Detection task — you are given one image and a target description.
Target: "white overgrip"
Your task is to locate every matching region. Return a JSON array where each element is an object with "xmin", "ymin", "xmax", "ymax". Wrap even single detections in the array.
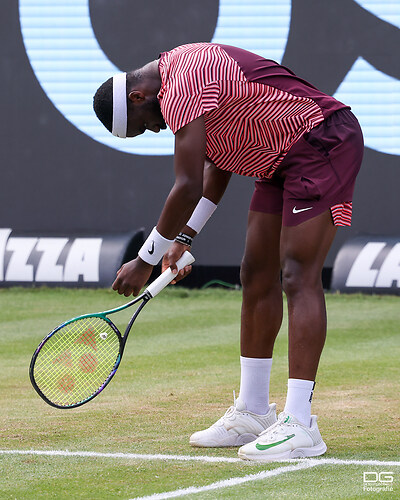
[{"xmin": 145, "ymin": 251, "xmax": 195, "ymax": 298}]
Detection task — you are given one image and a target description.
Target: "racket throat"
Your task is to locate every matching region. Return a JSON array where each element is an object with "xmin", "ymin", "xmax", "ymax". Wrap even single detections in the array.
[{"xmin": 122, "ymin": 296, "xmax": 150, "ymax": 341}]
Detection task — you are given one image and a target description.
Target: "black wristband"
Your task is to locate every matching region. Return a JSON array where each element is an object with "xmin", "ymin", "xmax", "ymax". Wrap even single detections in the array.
[{"xmin": 175, "ymin": 232, "xmax": 193, "ymax": 246}]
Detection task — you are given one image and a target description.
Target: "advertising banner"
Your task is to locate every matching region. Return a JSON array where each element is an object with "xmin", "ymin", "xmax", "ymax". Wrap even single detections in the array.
[
  {"xmin": 1, "ymin": 1, "xmax": 399, "ymax": 268},
  {"xmin": 0, "ymin": 229, "xmax": 143, "ymax": 288},
  {"xmin": 331, "ymin": 236, "xmax": 400, "ymax": 294}
]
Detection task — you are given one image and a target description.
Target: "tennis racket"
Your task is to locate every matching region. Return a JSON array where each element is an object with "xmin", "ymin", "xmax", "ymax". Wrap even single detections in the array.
[{"xmin": 30, "ymin": 251, "xmax": 195, "ymax": 409}]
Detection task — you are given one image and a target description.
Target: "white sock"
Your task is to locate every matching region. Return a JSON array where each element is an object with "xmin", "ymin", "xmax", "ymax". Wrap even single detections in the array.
[
  {"xmin": 238, "ymin": 356, "xmax": 272, "ymax": 415},
  {"xmin": 284, "ymin": 378, "xmax": 315, "ymax": 427}
]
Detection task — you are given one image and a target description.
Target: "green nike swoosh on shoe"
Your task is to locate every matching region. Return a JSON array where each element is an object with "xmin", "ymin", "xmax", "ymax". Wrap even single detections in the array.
[{"xmin": 255, "ymin": 433, "xmax": 295, "ymax": 451}]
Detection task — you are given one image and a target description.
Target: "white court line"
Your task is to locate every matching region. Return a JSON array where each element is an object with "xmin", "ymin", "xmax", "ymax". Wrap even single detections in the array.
[
  {"xmin": 130, "ymin": 458, "xmax": 400, "ymax": 500},
  {"xmin": 0, "ymin": 449, "xmax": 399, "ymax": 467},
  {"xmin": 131, "ymin": 460, "xmax": 320, "ymax": 500},
  {"xmin": 0, "ymin": 449, "xmax": 241, "ymax": 463},
  {"xmin": 310, "ymin": 458, "xmax": 400, "ymax": 467},
  {"xmin": 1, "ymin": 449, "xmax": 399, "ymax": 500}
]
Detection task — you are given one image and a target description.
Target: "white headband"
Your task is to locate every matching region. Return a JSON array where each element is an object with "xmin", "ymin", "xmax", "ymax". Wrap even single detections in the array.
[{"xmin": 112, "ymin": 72, "xmax": 127, "ymax": 138}]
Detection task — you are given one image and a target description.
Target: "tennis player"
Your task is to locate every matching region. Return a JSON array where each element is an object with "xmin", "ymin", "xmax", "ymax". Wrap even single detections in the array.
[{"xmin": 93, "ymin": 43, "xmax": 363, "ymax": 461}]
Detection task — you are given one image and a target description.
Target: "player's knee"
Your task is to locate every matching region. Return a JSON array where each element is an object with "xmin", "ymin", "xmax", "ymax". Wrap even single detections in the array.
[
  {"xmin": 240, "ymin": 257, "xmax": 279, "ymax": 295},
  {"xmin": 240, "ymin": 257, "xmax": 256, "ymax": 289},
  {"xmin": 281, "ymin": 259, "xmax": 321, "ymax": 297},
  {"xmin": 281, "ymin": 262, "xmax": 295, "ymax": 297}
]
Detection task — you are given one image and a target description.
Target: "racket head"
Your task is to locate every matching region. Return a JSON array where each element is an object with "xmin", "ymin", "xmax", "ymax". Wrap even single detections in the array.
[{"xmin": 30, "ymin": 314, "xmax": 123, "ymax": 409}]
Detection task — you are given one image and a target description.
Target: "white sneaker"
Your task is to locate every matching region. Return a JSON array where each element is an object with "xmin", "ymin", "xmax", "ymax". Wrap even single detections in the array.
[
  {"xmin": 190, "ymin": 397, "xmax": 277, "ymax": 448},
  {"xmin": 238, "ymin": 412, "xmax": 327, "ymax": 461}
]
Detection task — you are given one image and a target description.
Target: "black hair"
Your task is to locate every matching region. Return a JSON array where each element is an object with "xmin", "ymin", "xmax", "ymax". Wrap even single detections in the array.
[{"xmin": 93, "ymin": 77, "xmax": 113, "ymax": 133}]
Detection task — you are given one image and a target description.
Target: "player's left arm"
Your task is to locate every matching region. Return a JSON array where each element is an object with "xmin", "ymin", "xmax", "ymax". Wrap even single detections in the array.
[
  {"xmin": 112, "ymin": 116, "xmax": 206, "ymax": 296},
  {"xmin": 156, "ymin": 115, "xmax": 206, "ymax": 238},
  {"xmin": 162, "ymin": 157, "xmax": 233, "ymax": 282}
]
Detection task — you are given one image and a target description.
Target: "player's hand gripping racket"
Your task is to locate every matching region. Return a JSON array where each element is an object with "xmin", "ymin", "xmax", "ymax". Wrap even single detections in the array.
[{"xmin": 29, "ymin": 251, "xmax": 195, "ymax": 409}]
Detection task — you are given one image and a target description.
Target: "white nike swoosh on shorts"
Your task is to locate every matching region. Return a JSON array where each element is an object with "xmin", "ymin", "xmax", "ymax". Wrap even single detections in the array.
[{"xmin": 292, "ymin": 206, "xmax": 313, "ymax": 214}]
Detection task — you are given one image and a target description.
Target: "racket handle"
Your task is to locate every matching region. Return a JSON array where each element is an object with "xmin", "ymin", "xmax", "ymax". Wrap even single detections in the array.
[{"xmin": 145, "ymin": 251, "xmax": 195, "ymax": 298}]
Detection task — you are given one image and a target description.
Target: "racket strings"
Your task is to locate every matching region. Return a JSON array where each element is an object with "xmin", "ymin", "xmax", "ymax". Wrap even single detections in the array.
[{"xmin": 33, "ymin": 316, "xmax": 120, "ymax": 407}]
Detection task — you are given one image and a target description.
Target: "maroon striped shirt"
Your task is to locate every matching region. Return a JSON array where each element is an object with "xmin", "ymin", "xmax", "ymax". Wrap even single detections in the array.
[{"xmin": 158, "ymin": 43, "xmax": 348, "ymax": 179}]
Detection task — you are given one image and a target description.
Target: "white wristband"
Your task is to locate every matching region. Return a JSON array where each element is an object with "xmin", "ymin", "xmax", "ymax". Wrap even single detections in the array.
[
  {"xmin": 187, "ymin": 197, "xmax": 217, "ymax": 234},
  {"xmin": 138, "ymin": 227, "xmax": 174, "ymax": 265}
]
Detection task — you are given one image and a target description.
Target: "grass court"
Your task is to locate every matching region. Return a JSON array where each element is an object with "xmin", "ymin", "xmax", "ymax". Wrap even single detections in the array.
[{"xmin": 0, "ymin": 287, "xmax": 399, "ymax": 499}]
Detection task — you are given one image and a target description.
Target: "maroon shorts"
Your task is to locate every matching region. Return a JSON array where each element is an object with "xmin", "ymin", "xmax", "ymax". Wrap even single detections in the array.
[{"xmin": 249, "ymin": 108, "xmax": 364, "ymax": 226}]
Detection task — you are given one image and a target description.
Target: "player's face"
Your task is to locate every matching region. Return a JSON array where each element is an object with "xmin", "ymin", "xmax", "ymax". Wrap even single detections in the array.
[{"xmin": 126, "ymin": 95, "xmax": 167, "ymax": 137}]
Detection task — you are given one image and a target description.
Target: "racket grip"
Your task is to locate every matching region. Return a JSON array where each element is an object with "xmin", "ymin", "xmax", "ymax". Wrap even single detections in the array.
[{"xmin": 145, "ymin": 250, "xmax": 195, "ymax": 298}]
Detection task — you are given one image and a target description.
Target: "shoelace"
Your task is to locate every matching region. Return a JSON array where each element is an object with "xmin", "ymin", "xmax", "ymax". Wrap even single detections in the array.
[
  {"xmin": 219, "ymin": 390, "xmax": 238, "ymax": 421},
  {"xmin": 258, "ymin": 414, "xmax": 291, "ymax": 439}
]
